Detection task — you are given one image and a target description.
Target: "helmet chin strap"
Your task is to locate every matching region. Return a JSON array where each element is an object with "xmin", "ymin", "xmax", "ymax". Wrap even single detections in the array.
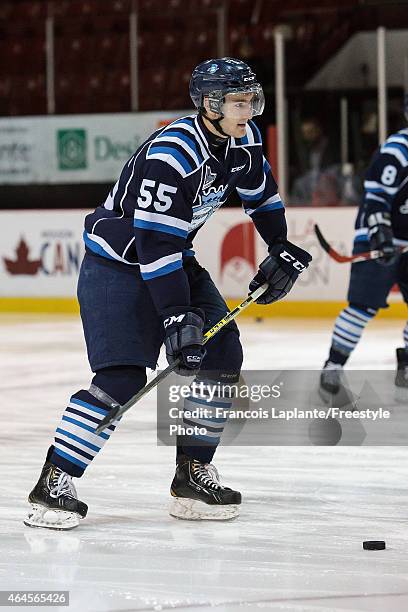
[{"xmin": 200, "ymin": 109, "xmax": 229, "ymax": 139}]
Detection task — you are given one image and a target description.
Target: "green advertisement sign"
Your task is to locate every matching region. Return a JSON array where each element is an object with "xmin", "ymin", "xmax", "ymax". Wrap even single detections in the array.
[{"xmin": 57, "ymin": 129, "xmax": 88, "ymax": 170}]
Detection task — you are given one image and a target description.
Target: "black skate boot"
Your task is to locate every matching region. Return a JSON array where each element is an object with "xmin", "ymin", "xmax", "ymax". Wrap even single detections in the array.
[
  {"xmin": 169, "ymin": 456, "xmax": 241, "ymax": 520},
  {"xmin": 24, "ymin": 462, "xmax": 87, "ymax": 530},
  {"xmin": 319, "ymin": 361, "xmax": 356, "ymax": 408},
  {"xmin": 395, "ymin": 348, "xmax": 408, "ymax": 402}
]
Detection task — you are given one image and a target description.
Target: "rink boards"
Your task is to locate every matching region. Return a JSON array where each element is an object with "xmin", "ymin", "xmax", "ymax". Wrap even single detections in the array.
[{"xmin": 0, "ymin": 207, "xmax": 405, "ymax": 317}]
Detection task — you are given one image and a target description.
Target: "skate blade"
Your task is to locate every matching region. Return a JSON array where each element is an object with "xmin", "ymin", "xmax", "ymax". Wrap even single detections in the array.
[
  {"xmin": 23, "ymin": 503, "xmax": 81, "ymax": 531},
  {"xmin": 169, "ymin": 497, "xmax": 239, "ymax": 521}
]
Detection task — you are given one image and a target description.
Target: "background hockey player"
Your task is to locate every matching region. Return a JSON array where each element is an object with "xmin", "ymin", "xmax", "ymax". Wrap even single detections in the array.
[
  {"xmin": 25, "ymin": 57, "xmax": 311, "ymax": 529},
  {"xmin": 320, "ymin": 96, "xmax": 408, "ymax": 402}
]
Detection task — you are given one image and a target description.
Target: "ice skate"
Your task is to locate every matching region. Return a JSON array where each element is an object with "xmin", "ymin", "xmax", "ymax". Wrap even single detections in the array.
[
  {"xmin": 395, "ymin": 348, "xmax": 408, "ymax": 402},
  {"xmin": 24, "ymin": 462, "xmax": 87, "ymax": 530},
  {"xmin": 169, "ymin": 456, "xmax": 241, "ymax": 521},
  {"xmin": 319, "ymin": 361, "xmax": 356, "ymax": 408}
]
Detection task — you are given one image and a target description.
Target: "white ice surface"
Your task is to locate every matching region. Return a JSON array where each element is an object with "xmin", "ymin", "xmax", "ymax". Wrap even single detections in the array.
[{"xmin": 1, "ymin": 314, "xmax": 408, "ymax": 612}]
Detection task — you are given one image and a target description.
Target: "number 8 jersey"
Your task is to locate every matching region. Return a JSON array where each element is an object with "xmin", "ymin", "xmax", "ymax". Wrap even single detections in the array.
[
  {"xmin": 84, "ymin": 113, "xmax": 287, "ymax": 315},
  {"xmin": 355, "ymin": 128, "xmax": 408, "ymax": 245}
]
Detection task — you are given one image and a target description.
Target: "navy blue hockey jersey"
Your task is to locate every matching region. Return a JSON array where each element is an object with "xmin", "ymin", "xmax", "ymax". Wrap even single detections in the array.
[
  {"xmin": 84, "ymin": 114, "xmax": 287, "ymax": 315},
  {"xmin": 355, "ymin": 128, "xmax": 408, "ymax": 243}
]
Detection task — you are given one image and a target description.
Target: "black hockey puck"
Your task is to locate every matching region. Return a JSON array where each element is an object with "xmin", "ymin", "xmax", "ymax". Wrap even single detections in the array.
[{"xmin": 363, "ymin": 540, "xmax": 386, "ymax": 550}]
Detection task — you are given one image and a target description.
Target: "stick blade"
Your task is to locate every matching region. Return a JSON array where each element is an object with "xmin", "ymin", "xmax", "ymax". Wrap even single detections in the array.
[
  {"xmin": 314, "ymin": 224, "xmax": 330, "ymax": 253},
  {"xmin": 314, "ymin": 223, "xmax": 351, "ymax": 263}
]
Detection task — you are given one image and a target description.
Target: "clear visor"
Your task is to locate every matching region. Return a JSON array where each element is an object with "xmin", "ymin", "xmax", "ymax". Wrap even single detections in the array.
[{"xmin": 208, "ymin": 85, "xmax": 265, "ymax": 118}]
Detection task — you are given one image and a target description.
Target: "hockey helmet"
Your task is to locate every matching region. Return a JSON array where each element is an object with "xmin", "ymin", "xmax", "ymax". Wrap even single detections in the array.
[{"xmin": 189, "ymin": 57, "xmax": 265, "ymax": 118}]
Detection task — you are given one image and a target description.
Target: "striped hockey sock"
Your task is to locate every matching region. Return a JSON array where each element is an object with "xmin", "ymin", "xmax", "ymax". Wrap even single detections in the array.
[
  {"xmin": 328, "ymin": 304, "xmax": 377, "ymax": 365},
  {"xmin": 403, "ymin": 322, "xmax": 408, "ymax": 352},
  {"xmin": 50, "ymin": 390, "xmax": 120, "ymax": 477},
  {"xmin": 178, "ymin": 380, "xmax": 232, "ymax": 464}
]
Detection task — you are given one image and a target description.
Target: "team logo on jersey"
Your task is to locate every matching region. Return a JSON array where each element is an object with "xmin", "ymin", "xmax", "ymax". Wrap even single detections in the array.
[
  {"xmin": 201, "ymin": 184, "xmax": 225, "ymax": 206},
  {"xmin": 190, "ymin": 184, "xmax": 226, "ymax": 230},
  {"xmin": 399, "ymin": 200, "xmax": 408, "ymax": 214},
  {"xmin": 202, "ymin": 165, "xmax": 217, "ymax": 190}
]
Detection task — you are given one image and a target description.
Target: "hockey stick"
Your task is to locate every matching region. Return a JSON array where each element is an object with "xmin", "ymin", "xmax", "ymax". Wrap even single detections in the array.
[
  {"xmin": 314, "ymin": 223, "xmax": 408, "ymax": 263},
  {"xmin": 95, "ymin": 282, "xmax": 269, "ymax": 434}
]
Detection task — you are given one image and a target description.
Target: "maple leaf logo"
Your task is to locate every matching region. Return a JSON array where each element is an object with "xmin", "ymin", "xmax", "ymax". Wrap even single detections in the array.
[{"xmin": 3, "ymin": 237, "xmax": 42, "ymax": 275}]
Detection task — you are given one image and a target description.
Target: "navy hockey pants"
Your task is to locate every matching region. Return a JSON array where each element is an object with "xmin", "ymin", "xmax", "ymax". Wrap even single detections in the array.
[
  {"xmin": 348, "ymin": 242, "xmax": 408, "ymax": 309},
  {"xmin": 77, "ymin": 251, "xmax": 242, "ymax": 372}
]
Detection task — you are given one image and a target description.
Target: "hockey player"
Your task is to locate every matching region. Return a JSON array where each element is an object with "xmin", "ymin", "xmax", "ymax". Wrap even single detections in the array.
[
  {"xmin": 320, "ymin": 97, "xmax": 408, "ymax": 401},
  {"xmin": 25, "ymin": 58, "xmax": 311, "ymax": 529}
]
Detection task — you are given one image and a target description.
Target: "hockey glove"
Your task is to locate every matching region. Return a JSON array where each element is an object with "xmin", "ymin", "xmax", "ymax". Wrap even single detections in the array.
[
  {"xmin": 367, "ymin": 211, "xmax": 398, "ymax": 266},
  {"xmin": 163, "ymin": 307, "xmax": 206, "ymax": 376},
  {"xmin": 249, "ymin": 239, "xmax": 312, "ymax": 305}
]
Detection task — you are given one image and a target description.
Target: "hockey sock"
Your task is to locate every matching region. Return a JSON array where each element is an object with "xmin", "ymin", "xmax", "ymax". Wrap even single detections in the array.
[
  {"xmin": 49, "ymin": 390, "xmax": 121, "ymax": 478},
  {"xmin": 403, "ymin": 321, "xmax": 408, "ymax": 354},
  {"xmin": 177, "ymin": 380, "xmax": 232, "ymax": 464},
  {"xmin": 327, "ymin": 303, "xmax": 377, "ymax": 366},
  {"xmin": 91, "ymin": 365, "xmax": 147, "ymax": 406}
]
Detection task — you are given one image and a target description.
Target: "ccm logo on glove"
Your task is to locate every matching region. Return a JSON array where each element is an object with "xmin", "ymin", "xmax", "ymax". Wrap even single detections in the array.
[
  {"xmin": 279, "ymin": 250, "xmax": 306, "ymax": 272},
  {"xmin": 164, "ymin": 314, "xmax": 185, "ymax": 328},
  {"xmin": 249, "ymin": 238, "xmax": 312, "ymax": 305},
  {"xmin": 161, "ymin": 307, "xmax": 206, "ymax": 376}
]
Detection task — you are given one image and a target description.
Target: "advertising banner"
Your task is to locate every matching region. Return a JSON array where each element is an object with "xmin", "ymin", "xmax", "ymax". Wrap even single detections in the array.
[
  {"xmin": 0, "ymin": 207, "xmax": 372, "ymax": 303},
  {"xmin": 0, "ymin": 111, "xmax": 189, "ymax": 185},
  {"xmin": 1, "ymin": 210, "xmax": 85, "ymax": 296},
  {"xmin": 193, "ymin": 206, "xmax": 357, "ymax": 301}
]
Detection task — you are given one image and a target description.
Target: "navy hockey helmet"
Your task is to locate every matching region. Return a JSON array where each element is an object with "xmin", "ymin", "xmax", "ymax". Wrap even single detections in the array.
[{"xmin": 189, "ymin": 57, "xmax": 265, "ymax": 117}]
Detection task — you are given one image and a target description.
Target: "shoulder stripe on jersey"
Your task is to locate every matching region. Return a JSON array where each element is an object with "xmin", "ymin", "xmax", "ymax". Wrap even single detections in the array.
[
  {"xmin": 149, "ymin": 145, "xmax": 193, "ymax": 173},
  {"xmin": 263, "ymin": 156, "xmax": 271, "ymax": 173},
  {"xmin": 154, "ymin": 134, "xmax": 203, "ymax": 167},
  {"xmin": 161, "ymin": 129, "xmax": 203, "ymax": 155},
  {"xmin": 171, "ymin": 122, "xmax": 208, "ymax": 159},
  {"xmin": 140, "ymin": 252, "xmax": 182, "ymax": 280},
  {"xmin": 147, "ymin": 115, "xmax": 209, "ymax": 177},
  {"xmin": 168, "ymin": 116, "xmax": 195, "ymax": 128},
  {"xmin": 148, "ymin": 149, "xmax": 195, "ymax": 176},
  {"xmin": 381, "ymin": 143, "xmax": 408, "ymax": 167},
  {"xmin": 387, "ymin": 136, "xmax": 408, "ymax": 149},
  {"xmin": 147, "ymin": 150, "xmax": 187, "ymax": 176}
]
